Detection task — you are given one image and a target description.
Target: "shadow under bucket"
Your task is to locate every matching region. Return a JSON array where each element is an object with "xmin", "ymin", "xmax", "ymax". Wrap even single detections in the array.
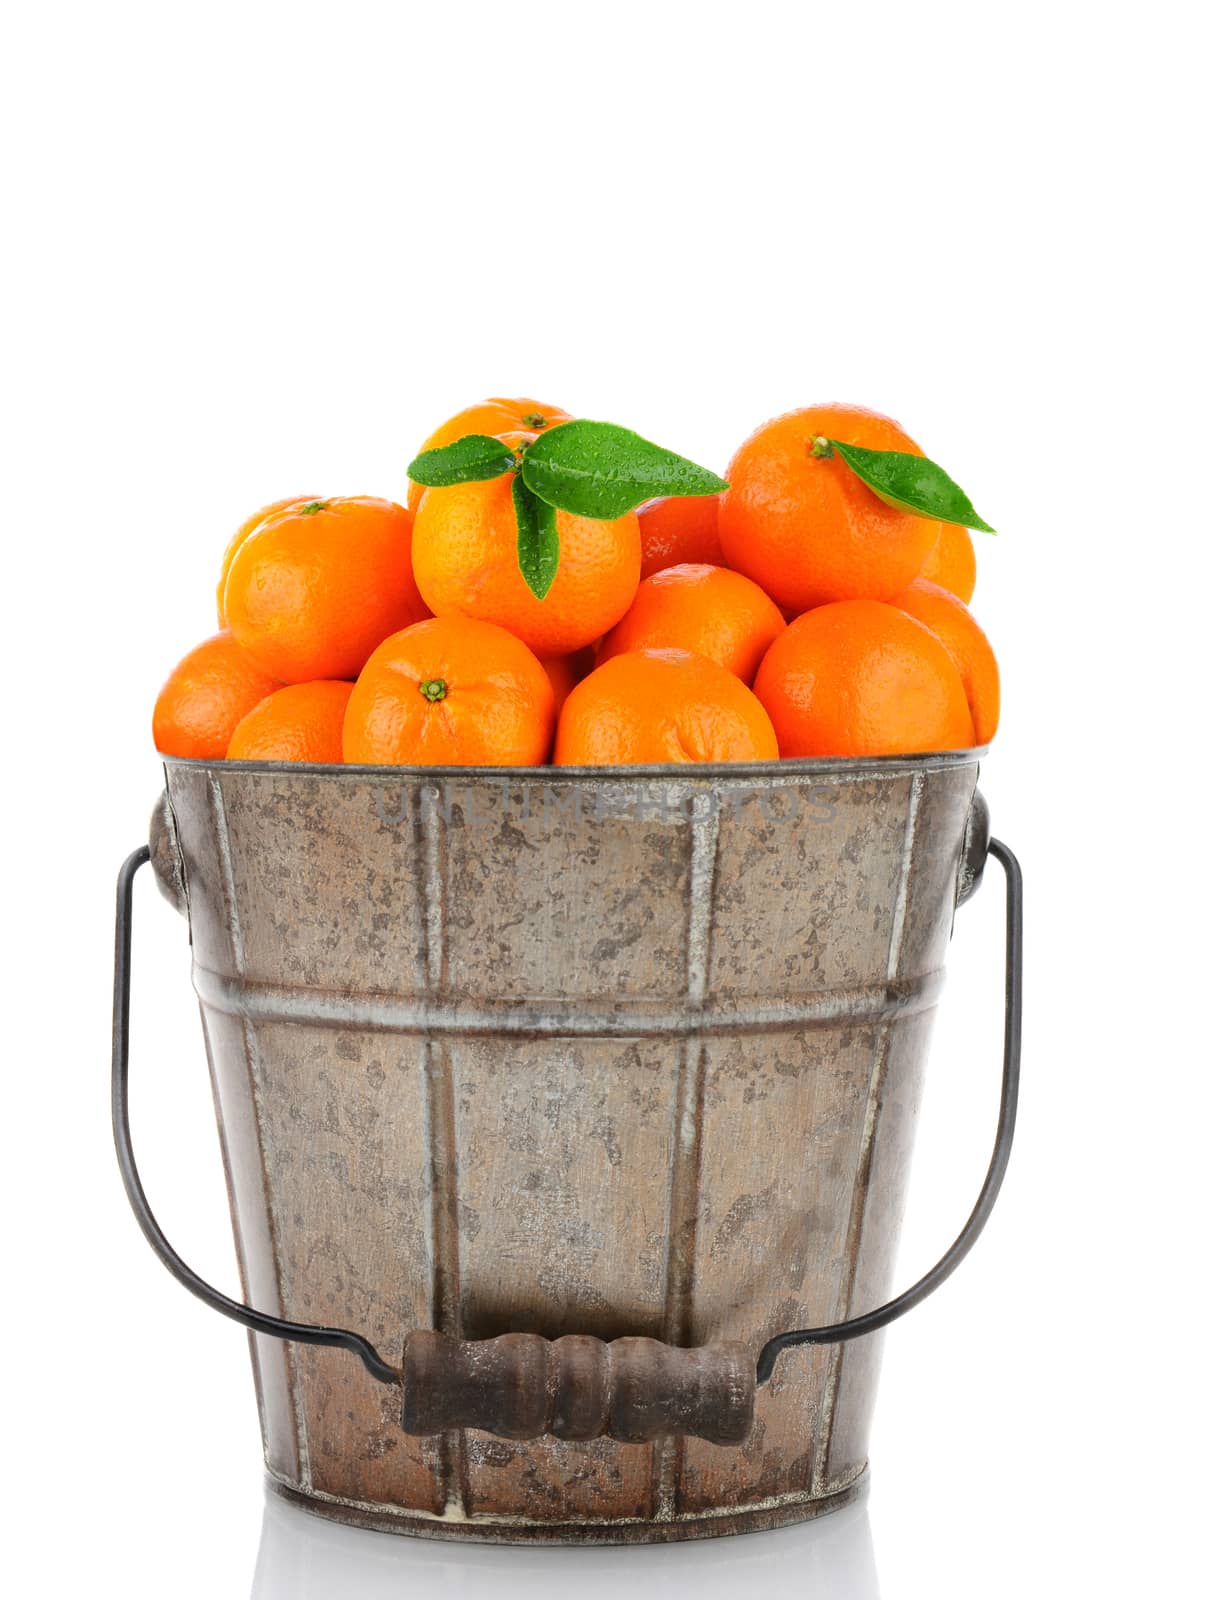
[{"xmin": 113, "ymin": 753, "xmax": 1020, "ymax": 1544}]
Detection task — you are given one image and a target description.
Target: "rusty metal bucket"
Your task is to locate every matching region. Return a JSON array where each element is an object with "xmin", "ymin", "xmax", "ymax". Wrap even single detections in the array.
[{"xmin": 112, "ymin": 754, "xmax": 1021, "ymax": 1544}]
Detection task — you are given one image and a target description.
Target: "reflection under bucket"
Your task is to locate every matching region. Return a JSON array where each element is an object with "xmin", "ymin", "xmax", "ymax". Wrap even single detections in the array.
[{"xmin": 251, "ymin": 1481, "xmax": 881, "ymax": 1600}]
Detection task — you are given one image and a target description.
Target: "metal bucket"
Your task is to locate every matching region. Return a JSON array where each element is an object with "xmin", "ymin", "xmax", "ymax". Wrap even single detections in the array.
[{"xmin": 112, "ymin": 754, "xmax": 1021, "ymax": 1544}]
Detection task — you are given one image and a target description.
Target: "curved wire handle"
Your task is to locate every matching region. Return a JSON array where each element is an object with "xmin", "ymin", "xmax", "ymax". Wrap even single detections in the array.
[
  {"xmin": 114, "ymin": 835, "xmax": 1020, "ymax": 1397},
  {"xmin": 755, "ymin": 837, "xmax": 1022, "ymax": 1384},
  {"xmin": 112, "ymin": 845, "xmax": 399, "ymax": 1387}
]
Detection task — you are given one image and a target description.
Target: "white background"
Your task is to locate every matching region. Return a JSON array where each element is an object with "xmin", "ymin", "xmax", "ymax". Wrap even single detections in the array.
[{"xmin": 3, "ymin": 2, "xmax": 1203, "ymax": 1595}]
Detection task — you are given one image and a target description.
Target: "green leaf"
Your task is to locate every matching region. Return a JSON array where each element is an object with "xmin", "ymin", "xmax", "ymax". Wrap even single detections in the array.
[
  {"xmin": 408, "ymin": 434, "xmax": 517, "ymax": 488},
  {"xmin": 824, "ymin": 439, "xmax": 996, "ymax": 533},
  {"xmin": 521, "ymin": 419, "xmax": 728, "ymax": 520},
  {"xmin": 512, "ymin": 476, "xmax": 560, "ymax": 599}
]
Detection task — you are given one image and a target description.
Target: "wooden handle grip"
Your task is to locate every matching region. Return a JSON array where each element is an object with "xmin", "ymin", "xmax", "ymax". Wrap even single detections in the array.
[{"xmin": 401, "ymin": 1332, "xmax": 756, "ymax": 1445}]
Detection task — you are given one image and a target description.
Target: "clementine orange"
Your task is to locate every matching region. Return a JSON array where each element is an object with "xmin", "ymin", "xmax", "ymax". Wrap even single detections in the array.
[
  {"xmin": 893, "ymin": 579, "xmax": 999, "ymax": 743},
  {"xmin": 597, "ymin": 564, "xmax": 785, "ymax": 684},
  {"xmin": 719, "ymin": 403, "xmax": 942, "ymax": 612},
  {"xmin": 753, "ymin": 600, "xmax": 975, "ymax": 757},
  {"xmin": 226, "ymin": 680, "xmax": 354, "ymax": 764},
  {"xmin": 411, "ymin": 438, "xmax": 641, "ymax": 655},
  {"xmin": 538, "ymin": 649, "xmax": 594, "ymax": 716},
  {"xmin": 919, "ymin": 522, "xmax": 977, "ymax": 604},
  {"xmin": 152, "ymin": 631, "xmax": 281, "ymax": 759},
  {"xmin": 407, "ymin": 397, "xmax": 571, "ymax": 511},
  {"xmin": 343, "ymin": 616, "xmax": 555, "ymax": 767},
  {"xmin": 216, "ymin": 495, "xmax": 315, "ymax": 625},
  {"xmin": 637, "ymin": 493, "xmax": 724, "ymax": 579},
  {"xmin": 223, "ymin": 496, "xmax": 429, "ymax": 683},
  {"xmin": 554, "ymin": 648, "xmax": 778, "ymax": 766}
]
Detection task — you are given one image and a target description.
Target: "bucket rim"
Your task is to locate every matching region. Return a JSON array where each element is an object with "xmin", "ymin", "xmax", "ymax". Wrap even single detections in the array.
[{"xmin": 161, "ymin": 748, "xmax": 987, "ymax": 782}]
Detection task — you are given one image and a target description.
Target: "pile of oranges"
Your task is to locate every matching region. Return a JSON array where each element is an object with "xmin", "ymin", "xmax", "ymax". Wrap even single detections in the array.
[{"xmin": 153, "ymin": 398, "xmax": 999, "ymax": 768}]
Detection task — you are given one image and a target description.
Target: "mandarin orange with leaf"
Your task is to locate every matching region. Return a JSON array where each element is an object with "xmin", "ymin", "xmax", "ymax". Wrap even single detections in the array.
[
  {"xmin": 406, "ymin": 397, "xmax": 571, "ymax": 511},
  {"xmin": 719, "ymin": 403, "xmax": 942, "ymax": 612},
  {"xmin": 411, "ymin": 435, "xmax": 640, "ymax": 656}
]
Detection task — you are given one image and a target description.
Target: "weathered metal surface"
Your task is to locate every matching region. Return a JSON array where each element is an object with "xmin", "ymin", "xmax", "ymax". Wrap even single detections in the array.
[
  {"xmin": 266, "ymin": 1466, "xmax": 870, "ymax": 1544},
  {"xmin": 158, "ymin": 753, "xmax": 981, "ymax": 1542}
]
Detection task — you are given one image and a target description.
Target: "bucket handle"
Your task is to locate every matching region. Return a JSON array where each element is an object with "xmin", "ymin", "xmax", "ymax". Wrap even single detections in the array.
[
  {"xmin": 111, "ymin": 844, "xmax": 400, "ymax": 1388},
  {"xmin": 755, "ymin": 836, "xmax": 1022, "ymax": 1383},
  {"xmin": 112, "ymin": 830, "xmax": 1021, "ymax": 1443}
]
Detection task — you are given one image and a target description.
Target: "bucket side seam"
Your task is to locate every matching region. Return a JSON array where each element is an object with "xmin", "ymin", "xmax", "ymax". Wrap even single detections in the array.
[
  {"xmin": 207, "ymin": 771, "xmax": 314, "ymax": 1493},
  {"xmin": 812, "ymin": 767, "xmax": 926, "ymax": 1492},
  {"xmin": 654, "ymin": 792, "xmax": 720, "ymax": 1520},
  {"xmin": 420, "ymin": 784, "xmax": 470, "ymax": 1520}
]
